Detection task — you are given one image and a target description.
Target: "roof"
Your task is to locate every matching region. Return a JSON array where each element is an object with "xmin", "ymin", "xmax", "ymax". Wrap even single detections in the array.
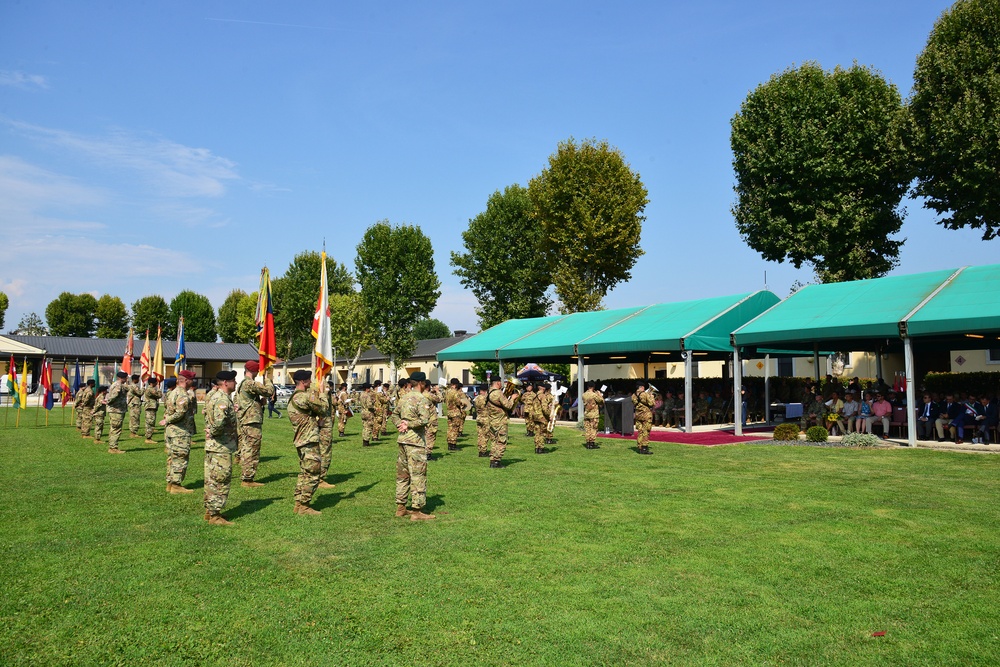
[
  {"xmin": 3, "ymin": 334, "xmax": 258, "ymax": 362},
  {"xmin": 287, "ymin": 335, "xmax": 475, "ymax": 367},
  {"xmin": 0, "ymin": 335, "xmax": 47, "ymax": 356},
  {"xmin": 436, "ymin": 291, "xmax": 779, "ymax": 363},
  {"xmin": 732, "ymin": 263, "xmax": 1000, "ymax": 352}
]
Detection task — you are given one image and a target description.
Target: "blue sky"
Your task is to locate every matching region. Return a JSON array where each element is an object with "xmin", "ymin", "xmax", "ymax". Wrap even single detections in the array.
[{"xmin": 1, "ymin": 1, "xmax": 994, "ymax": 335}]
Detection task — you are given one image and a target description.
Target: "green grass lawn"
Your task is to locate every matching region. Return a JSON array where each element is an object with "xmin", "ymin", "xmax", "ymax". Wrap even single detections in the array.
[{"xmin": 1, "ymin": 407, "xmax": 998, "ymax": 666}]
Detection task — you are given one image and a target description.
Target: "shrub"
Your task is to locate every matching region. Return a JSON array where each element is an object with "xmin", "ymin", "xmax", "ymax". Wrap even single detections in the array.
[
  {"xmin": 806, "ymin": 426, "xmax": 829, "ymax": 442},
  {"xmin": 773, "ymin": 423, "xmax": 801, "ymax": 441},
  {"xmin": 842, "ymin": 432, "xmax": 881, "ymax": 448}
]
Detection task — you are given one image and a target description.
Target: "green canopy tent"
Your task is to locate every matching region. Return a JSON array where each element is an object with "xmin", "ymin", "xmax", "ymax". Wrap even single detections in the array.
[
  {"xmin": 437, "ymin": 290, "xmax": 780, "ymax": 431},
  {"xmin": 732, "ymin": 263, "xmax": 1000, "ymax": 446}
]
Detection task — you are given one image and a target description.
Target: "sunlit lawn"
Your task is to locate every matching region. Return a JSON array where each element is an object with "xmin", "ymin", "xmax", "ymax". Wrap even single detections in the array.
[{"xmin": 1, "ymin": 406, "xmax": 998, "ymax": 666}]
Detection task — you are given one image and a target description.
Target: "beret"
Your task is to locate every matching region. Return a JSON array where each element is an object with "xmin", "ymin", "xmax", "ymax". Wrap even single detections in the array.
[
  {"xmin": 164, "ymin": 378, "xmax": 176, "ymax": 389},
  {"xmin": 245, "ymin": 360, "xmax": 260, "ymax": 374},
  {"xmin": 410, "ymin": 371, "xmax": 427, "ymax": 383},
  {"xmin": 216, "ymin": 370, "xmax": 237, "ymax": 382},
  {"xmin": 116, "ymin": 371, "xmax": 129, "ymax": 379},
  {"xmin": 397, "ymin": 377, "xmax": 411, "ymax": 388},
  {"xmin": 179, "ymin": 370, "xmax": 197, "ymax": 380},
  {"xmin": 292, "ymin": 369, "xmax": 312, "ymax": 382},
  {"xmin": 87, "ymin": 379, "xmax": 96, "ymax": 386},
  {"xmin": 450, "ymin": 378, "xmax": 462, "ymax": 386},
  {"xmin": 130, "ymin": 374, "xmax": 139, "ymax": 382}
]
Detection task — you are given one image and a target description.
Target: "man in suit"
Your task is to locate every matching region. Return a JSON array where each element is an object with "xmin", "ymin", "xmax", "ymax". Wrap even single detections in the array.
[
  {"xmin": 915, "ymin": 394, "xmax": 938, "ymax": 441},
  {"xmin": 935, "ymin": 394, "xmax": 962, "ymax": 442},
  {"xmin": 975, "ymin": 396, "xmax": 998, "ymax": 445}
]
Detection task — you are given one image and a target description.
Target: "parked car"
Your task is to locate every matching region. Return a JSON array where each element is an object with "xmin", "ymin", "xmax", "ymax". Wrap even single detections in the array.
[{"xmin": 275, "ymin": 384, "xmax": 294, "ymax": 398}]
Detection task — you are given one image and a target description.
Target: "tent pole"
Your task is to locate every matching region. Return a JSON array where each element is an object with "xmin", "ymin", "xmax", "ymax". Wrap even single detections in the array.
[
  {"xmin": 813, "ymin": 343, "xmax": 820, "ymax": 383},
  {"xmin": 577, "ymin": 356, "xmax": 584, "ymax": 426},
  {"xmin": 733, "ymin": 347, "xmax": 743, "ymax": 436},
  {"xmin": 904, "ymin": 336, "xmax": 916, "ymax": 447},
  {"xmin": 684, "ymin": 351, "xmax": 693, "ymax": 433},
  {"xmin": 876, "ymin": 344, "xmax": 883, "ymax": 383},
  {"xmin": 764, "ymin": 354, "xmax": 771, "ymax": 424}
]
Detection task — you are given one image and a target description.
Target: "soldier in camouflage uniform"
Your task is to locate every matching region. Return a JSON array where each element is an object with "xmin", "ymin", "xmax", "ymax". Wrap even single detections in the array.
[
  {"xmin": 422, "ymin": 383, "xmax": 442, "ymax": 452},
  {"xmin": 473, "ymin": 385, "xmax": 489, "ymax": 457},
  {"xmin": 127, "ymin": 374, "xmax": 143, "ymax": 437},
  {"xmin": 359, "ymin": 383, "xmax": 374, "ymax": 446},
  {"xmin": 336, "ymin": 382, "xmax": 351, "ymax": 437},
  {"xmin": 316, "ymin": 380, "xmax": 339, "ymax": 489},
  {"xmin": 532, "ymin": 384, "xmax": 554, "ymax": 454},
  {"xmin": 801, "ymin": 393, "xmax": 828, "ymax": 431},
  {"xmin": 373, "ymin": 381, "xmax": 390, "ymax": 440},
  {"xmin": 391, "ymin": 374, "xmax": 435, "ymax": 521},
  {"xmin": 78, "ymin": 379, "xmax": 96, "ymax": 438},
  {"xmin": 105, "ymin": 371, "xmax": 129, "ymax": 454},
  {"xmin": 204, "ymin": 370, "xmax": 239, "ymax": 525},
  {"xmin": 445, "ymin": 378, "xmax": 471, "ymax": 451},
  {"xmin": 287, "ymin": 369, "xmax": 328, "ymax": 515},
  {"xmin": 235, "ymin": 360, "xmax": 274, "ymax": 488},
  {"xmin": 161, "ymin": 373, "xmax": 196, "ymax": 493},
  {"xmin": 632, "ymin": 381, "xmax": 655, "ymax": 455},
  {"xmin": 520, "ymin": 384, "xmax": 537, "ymax": 436},
  {"xmin": 143, "ymin": 377, "xmax": 162, "ymax": 443},
  {"xmin": 582, "ymin": 382, "xmax": 605, "ymax": 449},
  {"xmin": 693, "ymin": 391, "xmax": 711, "ymax": 425},
  {"xmin": 92, "ymin": 386, "xmax": 108, "ymax": 443},
  {"xmin": 484, "ymin": 378, "xmax": 520, "ymax": 468}
]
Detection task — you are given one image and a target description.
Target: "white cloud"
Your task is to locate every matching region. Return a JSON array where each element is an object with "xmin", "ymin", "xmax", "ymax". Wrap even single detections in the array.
[
  {"xmin": 0, "ymin": 155, "xmax": 107, "ymax": 222},
  {"xmin": 0, "ymin": 70, "xmax": 49, "ymax": 90},
  {"xmin": 7, "ymin": 120, "xmax": 240, "ymax": 198}
]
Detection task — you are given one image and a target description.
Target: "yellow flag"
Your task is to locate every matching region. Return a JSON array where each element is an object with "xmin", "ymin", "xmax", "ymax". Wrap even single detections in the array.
[
  {"xmin": 18, "ymin": 359, "xmax": 28, "ymax": 410},
  {"xmin": 152, "ymin": 326, "xmax": 165, "ymax": 380}
]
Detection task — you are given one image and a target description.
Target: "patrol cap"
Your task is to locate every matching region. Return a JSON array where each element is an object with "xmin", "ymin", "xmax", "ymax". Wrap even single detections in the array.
[
  {"xmin": 245, "ymin": 360, "xmax": 260, "ymax": 374},
  {"xmin": 410, "ymin": 371, "xmax": 428, "ymax": 383},
  {"xmin": 179, "ymin": 370, "xmax": 197, "ymax": 380},
  {"xmin": 216, "ymin": 370, "xmax": 237, "ymax": 382},
  {"xmin": 292, "ymin": 369, "xmax": 312, "ymax": 382},
  {"xmin": 116, "ymin": 371, "xmax": 128, "ymax": 379},
  {"xmin": 164, "ymin": 378, "xmax": 176, "ymax": 389}
]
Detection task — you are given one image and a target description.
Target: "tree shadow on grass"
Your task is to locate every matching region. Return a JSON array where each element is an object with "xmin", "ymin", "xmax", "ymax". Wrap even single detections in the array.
[
  {"xmin": 227, "ymin": 496, "xmax": 282, "ymax": 520},
  {"xmin": 312, "ymin": 481, "xmax": 380, "ymax": 511},
  {"xmin": 255, "ymin": 471, "xmax": 298, "ymax": 484}
]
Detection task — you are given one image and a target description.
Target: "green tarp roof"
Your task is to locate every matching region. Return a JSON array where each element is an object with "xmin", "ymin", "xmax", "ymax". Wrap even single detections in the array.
[
  {"xmin": 436, "ymin": 291, "xmax": 779, "ymax": 362},
  {"xmin": 733, "ymin": 263, "xmax": 1000, "ymax": 351}
]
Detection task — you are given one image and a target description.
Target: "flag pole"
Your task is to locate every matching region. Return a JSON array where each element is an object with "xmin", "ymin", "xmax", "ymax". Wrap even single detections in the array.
[{"xmin": 35, "ymin": 358, "xmax": 42, "ymax": 427}]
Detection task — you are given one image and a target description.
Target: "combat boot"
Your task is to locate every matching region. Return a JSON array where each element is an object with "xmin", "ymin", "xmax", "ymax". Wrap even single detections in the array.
[
  {"xmin": 167, "ymin": 482, "xmax": 193, "ymax": 494},
  {"xmin": 638, "ymin": 446, "xmax": 653, "ymax": 455},
  {"xmin": 338, "ymin": 432, "xmax": 345, "ymax": 437},
  {"xmin": 489, "ymin": 460, "xmax": 504, "ymax": 469},
  {"xmin": 395, "ymin": 504, "xmax": 411, "ymax": 517},
  {"xmin": 241, "ymin": 480, "xmax": 264, "ymax": 488},
  {"xmin": 478, "ymin": 451, "xmax": 489, "ymax": 457},
  {"xmin": 108, "ymin": 448, "xmax": 125, "ymax": 455},
  {"xmin": 448, "ymin": 443, "xmax": 458, "ymax": 451},
  {"xmin": 204, "ymin": 511, "xmax": 211, "ymax": 521},
  {"xmin": 317, "ymin": 481, "xmax": 336, "ymax": 489},
  {"xmin": 207, "ymin": 513, "xmax": 233, "ymax": 526},
  {"xmin": 535, "ymin": 447, "xmax": 545, "ymax": 454},
  {"xmin": 294, "ymin": 502, "xmax": 321, "ymax": 516},
  {"xmin": 362, "ymin": 440, "xmax": 371, "ymax": 447},
  {"xmin": 410, "ymin": 510, "xmax": 436, "ymax": 521},
  {"xmin": 144, "ymin": 438, "xmax": 155, "ymax": 444}
]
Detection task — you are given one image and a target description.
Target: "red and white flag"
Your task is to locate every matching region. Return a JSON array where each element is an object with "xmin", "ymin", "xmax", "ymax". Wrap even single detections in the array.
[
  {"xmin": 311, "ymin": 250, "xmax": 333, "ymax": 381},
  {"xmin": 139, "ymin": 329, "xmax": 151, "ymax": 382}
]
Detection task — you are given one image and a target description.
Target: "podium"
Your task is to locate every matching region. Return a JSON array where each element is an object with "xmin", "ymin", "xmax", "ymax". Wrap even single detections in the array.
[{"xmin": 604, "ymin": 397, "xmax": 634, "ymax": 435}]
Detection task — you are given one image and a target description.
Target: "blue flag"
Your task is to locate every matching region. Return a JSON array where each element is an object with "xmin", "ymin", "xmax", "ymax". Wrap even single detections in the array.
[
  {"xmin": 73, "ymin": 361, "xmax": 82, "ymax": 394},
  {"xmin": 174, "ymin": 317, "xmax": 186, "ymax": 376}
]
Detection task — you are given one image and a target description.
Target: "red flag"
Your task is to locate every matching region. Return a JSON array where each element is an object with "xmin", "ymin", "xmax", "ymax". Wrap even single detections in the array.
[
  {"xmin": 41, "ymin": 359, "xmax": 54, "ymax": 410},
  {"xmin": 121, "ymin": 327, "xmax": 134, "ymax": 375},
  {"xmin": 256, "ymin": 267, "xmax": 277, "ymax": 373},
  {"xmin": 60, "ymin": 362, "xmax": 72, "ymax": 406}
]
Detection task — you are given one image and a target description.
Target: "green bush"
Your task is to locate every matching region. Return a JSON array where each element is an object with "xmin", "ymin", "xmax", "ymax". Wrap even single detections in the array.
[
  {"xmin": 842, "ymin": 432, "xmax": 881, "ymax": 448},
  {"xmin": 806, "ymin": 426, "xmax": 829, "ymax": 442},
  {"xmin": 923, "ymin": 371, "xmax": 1000, "ymax": 399},
  {"xmin": 773, "ymin": 423, "xmax": 801, "ymax": 441}
]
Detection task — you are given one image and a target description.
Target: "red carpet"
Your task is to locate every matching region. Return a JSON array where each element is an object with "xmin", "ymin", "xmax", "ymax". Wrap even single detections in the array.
[{"xmin": 597, "ymin": 430, "xmax": 768, "ymax": 446}]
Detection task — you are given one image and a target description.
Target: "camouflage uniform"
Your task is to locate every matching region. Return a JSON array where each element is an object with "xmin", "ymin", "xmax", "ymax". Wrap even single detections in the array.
[
  {"xmin": 693, "ymin": 393, "xmax": 710, "ymax": 424},
  {"xmin": 287, "ymin": 388, "xmax": 327, "ymax": 506},
  {"xmin": 106, "ymin": 380, "xmax": 128, "ymax": 451},
  {"xmin": 204, "ymin": 388, "xmax": 238, "ymax": 516},
  {"xmin": 76, "ymin": 385, "xmax": 93, "ymax": 434},
  {"xmin": 582, "ymin": 389, "xmax": 605, "ymax": 445},
  {"xmin": 374, "ymin": 389, "xmax": 390, "ymax": 440},
  {"xmin": 485, "ymin": 387, "xmax": 519, "ymax": 463},
  {"xmin": 143, "ymin": 384, "xmax": 163, "ymax": 440},
  {"xmin": 445, "ymin": 386, "xmax": 471, "ymax": 447},
  {"xmin": 533, "ymin": 390, "xmax": 554, "ymax": 449},
  {"xmin": 422, "ymin": 387, "xmax": 442, "ymax": 450},
  {"xmin": 127, "ymin": 381, "xmax": 143, "ymax": 436},
  {"xmin": 163, "ymin": 386, "xmax": 195, "ymax": 485},
  {"xmin": 317, "ymin": 389, "xmax": 338, "ymax": 480},
  {"xmin": 92, "ymin": 392, "xmax": 107, "ymax": 442},
  {"xmin": 391, "ymin": 388, "xmax": 432, "ymax": 510},
  {"xmin": 521, "ymin": 388, "xmax": 537, "ymax": 436},
  {"xmin": 632, "ymin": 389, "xmax": 655, "ymax": 451},
  {"xmin": 78, "ymin": 385, "xmax": 95, "ymax": 436},
  {"xmin": 359, "ymin": 390, "xmax": 374, "ymax": 442},
  {"xmin": 235, "ymin": 375, "xmax": 274, "ymax": 483},
  {"xmin": 801, "ymin": 398, "xmax": 827, "ymax": 430},
  {"xmin": 337, "ymin": 388, "xmax": 352, "ymax": 435},
  {"xmin": 474, "ymin": 392, "xmax": 489, "ymax": 455}
]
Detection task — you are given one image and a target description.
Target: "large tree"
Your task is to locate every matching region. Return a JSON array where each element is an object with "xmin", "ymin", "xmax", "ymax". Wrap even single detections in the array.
[
  {"xmin": 95, "ymin": 295, "xmax": 130, "ymax": 338},
  {"xmin": 12, "ymin": 312, "xmax": 48, "ymax": 336},
  {"xmin": 235, "ymin": 292, "xmax": 259, "ymax": 345},
  {"xmin": 451, "ymin": 184, "xmax": 553, "ymax": 329},
  {"xmin": 907, "ymin": 0, "xmax": 1000, "ymax": 240},
  {"xmin": 217, "ymin": 289, "xmax": 248, "ymax": 343},
  {"xmin": 272, "ymin": 251, "xmax": 354, "ymax": 359},
  {"xmin": 413, "ymin": 317, "xmax": 451, "ymax": 340},
  {"xmin": 131, "ymin": 295, "xmax": 173, "ymax": 339},
  {"xmin": 528, "ymin": 138, "xmax": 647, "ymax": 312},
  {"xmin": 0, "ymin": 291, "xmax": 8, "ymax": 331},
  {"xmin": 329, "ymin": 292, "xmax": 375, "ymax": 386},
  {"xmin": 169, "ymin": 290, "xmax": 217, "ymax": 342},
  {"xmin": 731, "ymin": 62, "xmax": 910, "ymax": 283},
  {"xmin": 45, "ymin": 292, "xmax": 97, "ymax": 337},
  {"xmin": 355, "ymin": 221, "xmax": 441, "ymax": 378}
]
